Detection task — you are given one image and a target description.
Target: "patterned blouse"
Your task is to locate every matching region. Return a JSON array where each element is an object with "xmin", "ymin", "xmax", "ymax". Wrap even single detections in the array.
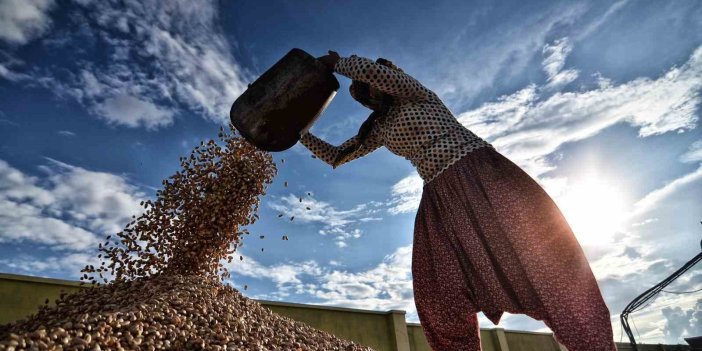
[{"xmin": 300, "ymin": 55, "xmax": 492, "ymax": 184}]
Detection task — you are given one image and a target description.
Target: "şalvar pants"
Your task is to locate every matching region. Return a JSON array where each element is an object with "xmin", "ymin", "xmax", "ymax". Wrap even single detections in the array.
[{"xmin": 412, "ymin": 147, "xmax": 616, "ymax": 351}]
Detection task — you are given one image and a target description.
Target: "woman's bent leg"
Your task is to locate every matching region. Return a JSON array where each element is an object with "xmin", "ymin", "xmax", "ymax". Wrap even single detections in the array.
[
  {"xmin": 535, "ymin": 290, "xmax": 616, "ymax": 351},
  {"xmin": 413, "ymin": 205, "xmax": 483, "ymax": 351},
  {"xmin": 413, "ymin": 269, "xmax": 482, "ymax": 350}
]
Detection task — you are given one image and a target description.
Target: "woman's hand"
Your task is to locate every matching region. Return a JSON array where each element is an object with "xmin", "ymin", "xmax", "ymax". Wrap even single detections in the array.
[{"xmin": 317, "ymin": 50, "xmax": 340, "ymax": 71}]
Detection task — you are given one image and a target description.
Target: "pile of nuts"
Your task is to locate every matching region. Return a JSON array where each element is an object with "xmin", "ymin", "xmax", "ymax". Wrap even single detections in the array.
[
  {"xmin": 0, "ymin": 275, "xmax": 370, "ymax": 350},
  {"xmin": 0, "ymin": 127, "xmax": 373, "ymax": 351}
]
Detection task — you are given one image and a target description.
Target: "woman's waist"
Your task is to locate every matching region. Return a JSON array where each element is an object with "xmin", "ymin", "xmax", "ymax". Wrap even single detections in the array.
[
  {"xmin": 400, "ymin": 132, "xmax": 490, "ymax": 165},
  {"xmin": 417, "ymin": 143, "xmax": 495, "ymax": 185}
]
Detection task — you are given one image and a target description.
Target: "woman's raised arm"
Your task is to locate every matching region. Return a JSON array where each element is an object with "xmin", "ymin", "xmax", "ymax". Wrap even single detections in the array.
[
  {"xmin": 299, "ymin": 129, "xmax": 382, "ymax": 168},
  {"xmin": 334, "ymin": 55, "xmax": 432, "ymax": 101}
]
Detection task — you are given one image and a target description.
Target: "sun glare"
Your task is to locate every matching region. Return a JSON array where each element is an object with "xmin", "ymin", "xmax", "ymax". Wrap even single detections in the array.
[{"xmin": 555, "ymin": 177, "xmax": 627, "ymax": 246}]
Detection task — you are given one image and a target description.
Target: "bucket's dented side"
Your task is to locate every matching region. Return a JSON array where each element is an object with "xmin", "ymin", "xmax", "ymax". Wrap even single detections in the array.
[{"xmin": 230, "ymin": 48, "xmax": 340, "ymax": 152}]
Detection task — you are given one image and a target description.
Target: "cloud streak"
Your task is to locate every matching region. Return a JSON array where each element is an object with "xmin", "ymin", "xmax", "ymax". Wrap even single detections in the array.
[
  {"xmin": 71, "ymin": 0, "xmax": 251, "ymax": 125},
  {"xmin": 0, "ymin": 0, "xmax": 54, "ymax": 45},
  {"xmin": 541, "ymin": 38, "xmax": 579, "ymax": 90},
  {"xmin": 228, "ymin": 246, "xmax": 415, "ymax": 313},
  {"xmin": 0, "ymin": 158, "xmax": 145, "ymax": 250},
  {"xmin": 661, "ymin": 299, "xmax": 702, "ymax": 343},
  {"xmin": 629, "ymin": 164, "xmax": 702, "ymax": 219},
  {"xmin": 94, "ymin": 95, "xmax": 175, "ymax": 130},
  {"xmin": 460, "ymin": 45, "xmax": 701, "ymax": 175},
  {"xmin": 431, "ymin": 2, "xmax": 588, "ymax": 105},
  {"xmin": 0, "ymin": 253, "xmax": 96, "ymax": 278},
  {"xmin": 2, "ymin": 0, "xmax": 251, "ymax": 129},
  {"xmin": 269, "ymin": 194, "xmax": 382, "ymax": 247},
  {"xmin": 680, "ymin": 140, "xmax": 702, "ymax": 163}
]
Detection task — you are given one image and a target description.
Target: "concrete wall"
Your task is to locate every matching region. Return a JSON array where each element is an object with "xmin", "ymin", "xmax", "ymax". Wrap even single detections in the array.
[
  {"xmin": 0, "ymin": 273, "xmax": 84, "ymax": 325},
  {"xmin": 0, "ymin": 273, "xmax": 691, "ymax": 351},
  {"xmin": 407, "ymin": 323, "xmax": 505, "ymax": 351},
  {"xmin": 504, "ymin": 329, "xmax": 564, "ymax": 351},
  {"xmin": 258, "ymin": 300, "xmax": 407, "ymax": 351},
  {"xmin": 615, "ymin": 343, "xmax": 691, "ymax": 351}
]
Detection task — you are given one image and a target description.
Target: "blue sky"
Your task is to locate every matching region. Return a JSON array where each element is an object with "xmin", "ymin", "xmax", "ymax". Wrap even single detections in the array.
[{"xmin": 1, "ymin": 0, "xmax": 701, "ymax": 344}]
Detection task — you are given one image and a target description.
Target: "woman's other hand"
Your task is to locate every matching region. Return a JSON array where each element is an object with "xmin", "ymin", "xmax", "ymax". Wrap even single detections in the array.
[{"xmin": 317, "ymin": 50, "xmax": 340, "ymax": 71}]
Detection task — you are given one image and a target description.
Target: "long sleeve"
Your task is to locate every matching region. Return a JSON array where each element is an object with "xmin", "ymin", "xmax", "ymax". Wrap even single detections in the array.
[
  {"xmin": 334, "ymin": 55, "xmax": 432, "ymax": 101},
  {"xmin": 299, "ymin": 128, "xmax": 383, "ymax": 167}
]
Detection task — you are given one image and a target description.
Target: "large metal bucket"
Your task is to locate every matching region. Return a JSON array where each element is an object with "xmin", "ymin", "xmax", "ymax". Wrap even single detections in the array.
[
  {"xmin": 230, "ymin": 48, "xmax": 340, "ymax": 152},
  {"xmin": 686, "ymin": 336, "xmax": 702, "ymax": 350}
]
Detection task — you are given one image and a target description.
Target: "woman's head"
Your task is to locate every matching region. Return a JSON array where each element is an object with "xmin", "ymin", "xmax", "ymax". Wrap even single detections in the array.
[
  {"xmin": 349, "ymin": 81, "xmax": 384, "ymax": 110},
  {"xmin": 349, "ymin": 58, "xmax": 402, "ymax": 111}
]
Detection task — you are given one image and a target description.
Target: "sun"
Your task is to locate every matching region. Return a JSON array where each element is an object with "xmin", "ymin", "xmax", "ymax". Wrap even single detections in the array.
[{"xmin": 554, "ymin": 177, "xmax": 627, "ymax": 246}]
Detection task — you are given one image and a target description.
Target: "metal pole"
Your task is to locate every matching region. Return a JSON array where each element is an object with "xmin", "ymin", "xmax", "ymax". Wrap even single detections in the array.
[{"xmin": 620, "ymin": 230, "xmax": 702, "ymax": 351}]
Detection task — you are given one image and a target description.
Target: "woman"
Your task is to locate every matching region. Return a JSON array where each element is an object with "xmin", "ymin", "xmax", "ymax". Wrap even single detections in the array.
[{"xmin": 301, "ymin": 51, "xmax": 616, "ymax": 351}]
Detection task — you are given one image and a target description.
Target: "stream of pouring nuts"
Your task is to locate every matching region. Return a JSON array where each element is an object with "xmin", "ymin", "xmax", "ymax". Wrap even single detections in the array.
[{"xmin": 0, "ymin": 126, "xmax": 373, "ymax": 351}]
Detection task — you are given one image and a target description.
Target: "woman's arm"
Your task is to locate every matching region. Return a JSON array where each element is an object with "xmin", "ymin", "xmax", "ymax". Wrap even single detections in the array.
[
  {"xmin": 334, "ymin": 55, "xmax": 432, "ymax": 101},
  {"xmin": 299, "ymin": 128, "xmax": 382, "ymax": 168}
]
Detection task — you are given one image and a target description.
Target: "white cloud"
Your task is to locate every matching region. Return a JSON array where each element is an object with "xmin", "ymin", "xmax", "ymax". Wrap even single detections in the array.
[
  {"xmin": 631, "ymin": 218, "xmax": 659, "ymax": 227},
  {"xmin": 573, "ymin": 0, "xmax": 630, "ymax": 41},
  {"xmin": 314, "ymin": 246, "xmax": 414, "ymax": 312},
  {"xmin": 431, "ymin": 0, "xmax": 634, "ymax": 105},
  {"xmin": 0, "ymin": 253, "xmax": 96, "ymax": 278},
  {"xmin": 593, "ymin": 72, "xmax": 614, "ymax": 89},
  {"xmin": 661, "ymin": 299, "xmax": 702, "ymax": 343},
  {"xmin": 269, "ymin": 194, "xmax": 381, "ymax": 246},
  {"xmin": 0, "ymin": 199, "xmax": 99, "ymax": 250},
  {"xmin": 2, "ymin": 0, "xmax": 250, "ymax": 129},
  {"xmin": 387, "ymin": 173, "xmax": 423, "ymax": 215},
  {"xmin": 0, "ymin": 53, "xmax": 32, "ymax": 82},
  {"xmin": 620, "ymin": 293, "xmax": 702, "ymax": 344},
  {"xmin": 590, "ymin": 247, "xmax": 666, "ymax": 281},
  {"xmin": 541, "ymin": 38, "xmax": 579, "ymax": 90},
  {"xmin": 0, "ymin": 158, "xmax": 145, "ymax": 250},
  {"xmin": 0, "ymin": 159, "xmax": 92, "ymax": 249},
  {"xmin": 460, "ymin": 45, "xmax": 701, "ymax": 176},
  {"xmin": 629, "ymin": 164, "xmax": 702, "ymax": 219},
  {"xmin": 229, "ymin": 246, "xmax": 415, "ymax": 312},
  {"xmin": 95, "ymin": 95, "xmax": 174, "ymax": 129},
  {"xmin": 0, "ymin": 62, "xmax": 27, "ymax": 81},
  {"xmin": 270, "ymin": 194, "xmax": 362, "ymax": 227},
  {"xmin": 541, "ymin": 38, "xmax": 570, "ymax": 78},
  {"xmin": 63, "ymin": 0, "xmax": 249, "ymax": 126},
  {"xmin": 431, "ymin": 3, "xmax": 588, "ymax": 104},
  {"xmin": 680, "ymin": 140, "xmax": 702, "ymax": 163},
  {"xmin": 459, "ymin": 85, "xmax": 540, "ymax": 144},
  {"xmin": 43, "ymin": 158, "xmax": 146, "ymax": 234},
  {"xmin": 57, "ymin": 130, "xmax": 76, "ymax": 137},
  {"xmin": 0, "ymin": 0, "xmax": 54, "ymax": 44},
  {"xmin": 228, "ymin": 255, "xmax": 323, "ymax": 294}
]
